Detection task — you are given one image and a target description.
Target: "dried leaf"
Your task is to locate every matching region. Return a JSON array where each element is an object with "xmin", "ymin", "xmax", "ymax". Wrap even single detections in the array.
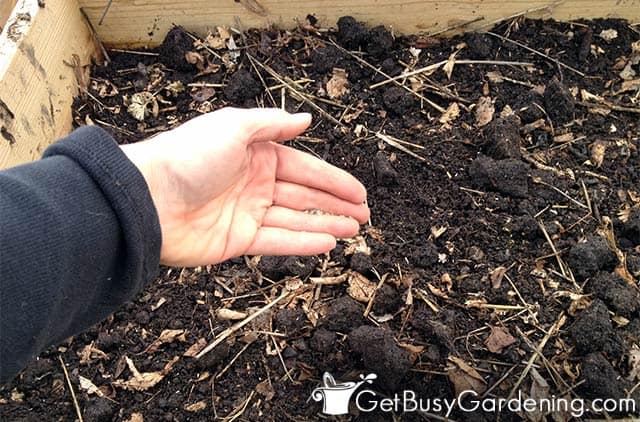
[
  {"xmin": 165, "ymin": 81, "xmax": 186, "ymax": 97},
  {"xmin": 256, "ymin": 379, "xmax": 275, "ymax": 400},
  {"xmin": 127, "ymin": 92, "xmax": 158, "ymax": 122},
  {"xmin": 447, "ymin": 356, "xmax": 486, "ymax": 396},
  {"xmin": 78, "ymin": 342, "xmax": 108, "ymax": 365},
  {"xmin": 500, "ymin": 104, "xmax": 515, "ymax": 118},
  {"xmin": 426, "ymin": 282, "xmax": 448, "ymax": 299},
  {"xmin": 597, "ymin": 217, "xmax": 635, "ymax": 284},
  {"xmin": 438, "ymin": 102, "xmax": 460, "ymax": 124},
  {"xmin": 613, "ymin": 315, "xmax": 630, "ymax": 327},
  {"xmin": 398, "ymin": 342, "xmax": 425, "ymax": 364},
  {"xmin": 364, "ymin": 226, "xmax": 384, "ymax": 242},
  {"xmin": 183, "ymin": 338, "xmax": 206, "ymax": 358},
  {"xmin": 443, "ymin": 51, "xmax": 458, "ymax": 80},
  {"xmin": 553, "ymin": 291, "xmax": 592, "ymax": 316},
  {"xmin": 344, "ymin": 235, "xmax": 371, "ymax": 255},
  {"xmin": 216, "ymin": 308, "xmax": 247, "ymax": 320},
  {"xmin": 484, "ymin": 326, "xmax": 516, "ymax": 353},
  {"xmin": 486, "ymin": 70, "xmax": 504, "ymax": 83},
  {"xmin": 430, "ymin": 225, "xmax": 448, "ymax": 239},
  {"xmin": 113, "ymin": 356, "xmax": 179, "ymax": 391},
  {"xmin": 190, "ymin": 87, "xmax": 216, "ymax": 103},
  {"xmin": 125, "ymin": 413, "xmax": 144, "ymax": 422},
  {"xmin": 522, "ymin": 368, "xmax": 551, "ymax": 422},
  {"xmin": 79, "ymin": 375, "xmax": 104, "ymax": 397},
  {"xmin": 475, "ymin": 96, "xmax": 494, "ymax": 127},
  {"xmin": 151, "ymin": 297, "xmax": 167, "ymax": 311},
  {"xmin": 184, "ymin": 401, "xmax": 207, "ymax": 412},
  {"xmin": 553, "ymin": 133, "xmax": 574, "ymax": 144},
  {"xmin": 599, "ymin": 29, "xmax": 618, "ymax": 41},
  {"xmin": 347, "ymin": 272, "xmax": 377, "ymax": 303},
  {"xmin": 619, "ymin": 78, "xmax": 640, "ymax": 92},
  {"xmin": 91, "ymin": 79, "xmax": 119, "ymax": 98},
  {"xmin": 10, "ymin": 390, "xmax": 24, "ymax": 402},
  {"xmin": 285, "ymin": 277, "xmax": 304, "ymax": 292},
  {"xmin": 344, "ymin": 101, "xmax": 365, "ymax": 123},
  {"xmin": 205, "ymin": 27, "xmax": 230, "ymax": 49},
  {"xmin": 326, "ymin": 68, "xmax": 349, "ymax": 99},
  {"xmin": 146, "ymin": 329, "xmax": 187, "ymax": 353},
  {"xmin": 440, "ymin": 273, "xmax": 453, "ymax": 292},
  {"xmin": 185, "ymin": 51, "xmax": 206, "ymax": 70},
  {"xmin": 196, "ymin": 63, "xmax": 221, "ymax": 77}
]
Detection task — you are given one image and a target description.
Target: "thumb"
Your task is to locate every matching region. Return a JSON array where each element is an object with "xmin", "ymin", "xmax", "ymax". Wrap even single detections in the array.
[{"xmin": 240, "ymin": 108, "xmax": 312, "ymax": 144}]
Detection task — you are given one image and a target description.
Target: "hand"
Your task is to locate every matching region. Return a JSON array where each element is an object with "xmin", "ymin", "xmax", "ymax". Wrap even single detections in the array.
[{"xmin": 122, "ymin": 107, "xmax": 369, "ymax": 267}]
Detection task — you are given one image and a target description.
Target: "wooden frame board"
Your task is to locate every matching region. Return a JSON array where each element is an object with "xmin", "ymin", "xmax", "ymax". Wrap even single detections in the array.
[
  {"xmin": 78, "ymin": 0, "xmax": 640, "ymax": 48},
  {"xmin": 0, "ymin": 0, "xmax": 19, "ymax": 33},
  {"xmin": 0, "ymin": 0, "xmax": 96, "ymax": 168}
]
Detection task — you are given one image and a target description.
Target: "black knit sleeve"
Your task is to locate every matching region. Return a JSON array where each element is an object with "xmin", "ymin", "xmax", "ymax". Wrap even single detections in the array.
[{"xmin": 0, "ymin": 125, "xmax": 162, "ymax": 384}]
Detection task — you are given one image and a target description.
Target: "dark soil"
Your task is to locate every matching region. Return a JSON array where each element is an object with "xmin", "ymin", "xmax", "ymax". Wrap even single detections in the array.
[{"xmin": 2, "ymin": 15, "xmax": 640, "ymax": 422}]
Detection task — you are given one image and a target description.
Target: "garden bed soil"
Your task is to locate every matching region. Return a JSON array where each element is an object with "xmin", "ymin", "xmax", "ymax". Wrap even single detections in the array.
[{"xmin": 1, "ymin": 14, "xmax": 640, "ymax": 422}]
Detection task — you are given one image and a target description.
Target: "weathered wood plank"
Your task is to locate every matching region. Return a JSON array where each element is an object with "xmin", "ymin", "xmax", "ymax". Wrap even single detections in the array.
[
  {"xmin": 0, "ymin": 0, "xmax": 18, "ymax": 33},
  {"xmin": 78, "ymin": 0, "xmax": 640, "ymax": 48},
  {"xmin": 0, "ymin": 0, "xmax": 97, "ymax": 168}
]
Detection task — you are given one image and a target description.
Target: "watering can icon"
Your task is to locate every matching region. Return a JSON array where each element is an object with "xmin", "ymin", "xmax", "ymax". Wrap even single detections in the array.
[{"xmin": 310, "ymin": 372, "xmax": 377, "ymax": 415}]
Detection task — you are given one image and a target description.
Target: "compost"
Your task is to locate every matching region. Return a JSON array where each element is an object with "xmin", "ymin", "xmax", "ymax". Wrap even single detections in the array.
[{"xmin": 2, "ymin": 15, "xmax": 640, "ymax": 421}]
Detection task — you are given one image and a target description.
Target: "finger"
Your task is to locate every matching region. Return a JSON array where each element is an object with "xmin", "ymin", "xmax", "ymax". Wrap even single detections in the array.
[
  {"xmin": 275, "ymin": 144, "xmax": 367, "ymax": 204},
  {"xmin": 262, "ymin": 206, "xmax": 360, "ymax": 238},
  {"xmin": 273, "ymin": 181, "xmax": 370, "ymax": 224},
  {"xmin": 225, "ymin": 108, "xmax": 311, "ymax": 144},
  {"xmin": 246, "ymin": 227, "xmax": 336, "ymax": 256}
]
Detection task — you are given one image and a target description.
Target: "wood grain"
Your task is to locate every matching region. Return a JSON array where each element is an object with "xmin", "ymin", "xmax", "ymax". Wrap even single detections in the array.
[
  {"xmin": 0, "ymin": 0, "xmax": 97, "ymax": 168},
  {"xmin": 77, "ymin": 0, "xmax": 640, "ymax": 48}
]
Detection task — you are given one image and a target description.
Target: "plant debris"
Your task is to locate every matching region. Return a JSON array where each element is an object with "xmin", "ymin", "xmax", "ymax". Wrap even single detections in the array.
[{"xmin": 3, "ymin": 14, "xmax": 639, "ymax": 421}]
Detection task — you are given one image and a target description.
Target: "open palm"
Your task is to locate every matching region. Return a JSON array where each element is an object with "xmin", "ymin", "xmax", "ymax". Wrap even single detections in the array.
[{"xmin": 122, "ymin": 108, "xmax": 369, "ymax": 266}]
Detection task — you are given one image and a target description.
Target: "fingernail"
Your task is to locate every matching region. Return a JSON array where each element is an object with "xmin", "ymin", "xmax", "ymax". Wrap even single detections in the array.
[{"xmin": 293, "ymin": 112, "xmax": 312, "ymax": 123}]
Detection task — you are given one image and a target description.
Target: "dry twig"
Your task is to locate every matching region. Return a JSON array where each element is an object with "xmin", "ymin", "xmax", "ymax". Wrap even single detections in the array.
[
  {"xmin": 196, "ymin": 290, "xmax": 290, "ymax": 358},
  {"xmin": 58, "ymin": 355, "xmax": 84, "ymax": 422},
  {"xmin": 370, "ymin": 59, "xmax": 534, "ymax": 89},
  {"xmin": 484, "ymin": 31, "xmax": 585, "ymax": 76},
  {"xmin": 328, "ymin": 39, "xmax": 447, "ymax": 113},
  {"xmin": 507, "ymin": 313, "xmax": 566, "ymax": 399},
  {"xmin": 247, "ymin": 54, "xmax": 344, "ymax": 126}
]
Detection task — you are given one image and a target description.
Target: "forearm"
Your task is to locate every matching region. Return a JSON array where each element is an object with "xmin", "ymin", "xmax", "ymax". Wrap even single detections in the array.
[{"xmin": 0, "ymin": 126, "xmax": 161, "ymax": 384}]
